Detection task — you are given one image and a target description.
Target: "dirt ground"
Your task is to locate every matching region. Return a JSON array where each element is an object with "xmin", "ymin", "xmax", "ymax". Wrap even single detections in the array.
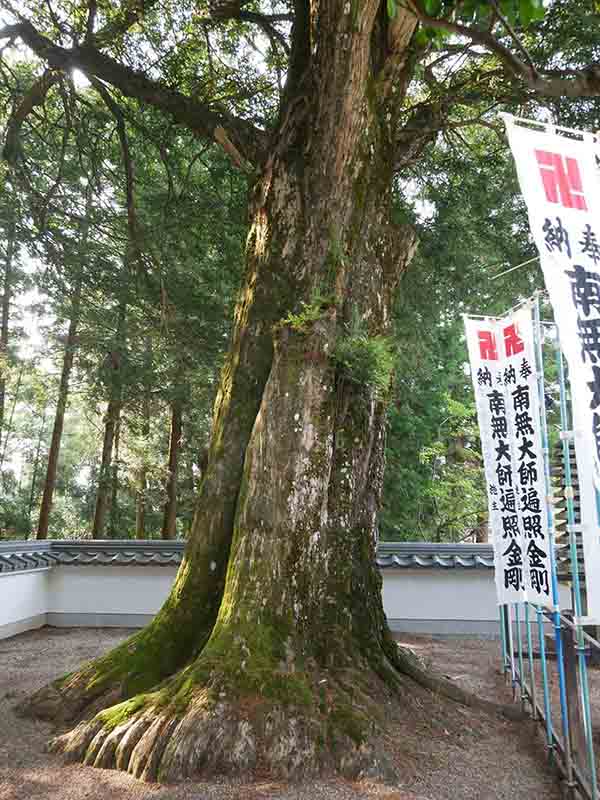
[{"xmin": 0, "ymin": 628, "xmax": 564, "ymax": 800}]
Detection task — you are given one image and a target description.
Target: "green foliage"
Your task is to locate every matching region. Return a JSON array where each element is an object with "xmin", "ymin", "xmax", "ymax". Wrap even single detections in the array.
[
  {"xmin": 282, "ymin": 302, "xmax": 327, "ymax": 332},
  {"xmin": 281, "ymin": 289, "xmax": 335, "ymax": 332},
  {"xmin": 417, "ymin": 397, "xmax": 487, "ymax": 542},
  {"xmin": 1, "ymin": 0, "xmax": 599, "ymax": 548},
  {"xmin": 334, "ymin": 322, "xmax": 395, "ymax": 399}
]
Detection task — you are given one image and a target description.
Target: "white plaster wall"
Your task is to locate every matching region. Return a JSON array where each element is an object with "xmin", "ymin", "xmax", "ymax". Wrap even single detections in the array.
[
  {"xmin": 47, "ymin": 565, "xmax": 175, "ymax": 621},
  {"xmin": 0, "ymin": 564, "xmax": 573, "ymax": 639},
  {"xmin": 0, "ymin": 569, "xmax": 49, "ymax": 639},
  {"xmin": 383, "ymin": 569, "xmax": 497, "ymax": 622},
  {"xmin": 51, "ymin": 567, "xmax": 503, "ymax": 626},
  {"xmin": 382, "ymin": 568, "xmax": 571, "ymax": 634}
]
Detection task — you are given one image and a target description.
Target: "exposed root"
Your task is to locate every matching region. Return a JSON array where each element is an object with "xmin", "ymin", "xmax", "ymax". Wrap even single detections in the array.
[
  {"xmin": 24, "ymin": 626, "xmax": 524, "ymax": 784},
  {"xmin": 20, "ymin": 676, "xmax": 124, "ymax": 725},
  {"xmin": 46, "ymin": 670, "xmax": 399, "ymax": 783},
  {"xmin": 394, "ymin": 643, "xmax": 526, "ymax": 721}
]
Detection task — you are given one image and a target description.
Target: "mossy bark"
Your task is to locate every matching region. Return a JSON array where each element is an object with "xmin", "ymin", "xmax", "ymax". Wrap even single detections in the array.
[{"xmin": 21, "ymin": 3, "xmax": 460, "ymax": 782}]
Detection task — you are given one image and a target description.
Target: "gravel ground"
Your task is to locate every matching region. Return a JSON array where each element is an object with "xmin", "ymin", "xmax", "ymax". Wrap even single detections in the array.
[{"xmin": 0, "ymin": 628, "xmax": 563, "ymax": 800}]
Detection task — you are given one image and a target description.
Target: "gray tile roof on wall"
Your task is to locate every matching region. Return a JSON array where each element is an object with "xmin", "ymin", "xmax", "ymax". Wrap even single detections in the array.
[
  {"xmin": 376, "ymin": 541, "xmax": 495, "ymax": 570},
  {"xmin": 0, "ymin": 538, "xmax": 571, "ymax": 576},
  {"xmin": 0, "ymin": 538, "xmax": 501, "ymax": 574}
]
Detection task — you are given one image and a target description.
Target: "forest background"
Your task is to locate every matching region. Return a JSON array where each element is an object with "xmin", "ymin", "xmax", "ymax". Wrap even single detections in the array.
[{"xmin": 0, "ymin": 0, "xmax": 595, "ymax": 543}]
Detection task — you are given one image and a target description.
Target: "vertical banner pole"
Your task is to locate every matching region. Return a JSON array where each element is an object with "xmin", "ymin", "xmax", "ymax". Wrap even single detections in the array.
[
  {"xmin": 537, "ymin": 604, "xmax": 554, "ymax": 752},
  {"xmin": 500, "ymin": 604, "xmax": 509, "ymax": 675},
  {"xmin": 557, "ymin": 339, "xmax": 598, "ymax": 797},
  {"xmin": 507, "ymin": 603, "xmax": 516, "ymax": 697},
  {"xmin": 533, "ymin": 294, "xmax": 573, "ymax": 777},
  {"xmin": 533, "ymin": 292, "xmax": 569, "ymax": 724},
  {"xmin": 515, "ymin": 602, "xmax": 525, "ymax": 705},
  {"xmin": 525, "ymin": 602, "xmax": 537, "ymax": 719}
]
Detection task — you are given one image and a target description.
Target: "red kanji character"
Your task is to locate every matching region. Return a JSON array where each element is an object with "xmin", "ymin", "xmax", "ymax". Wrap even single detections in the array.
[
  {"xmin": 535, "ymin": 149, "xmax": 587, "ymax": 211},
  {"xmin": 478, "ymin": 330, "xmax": 498, "ymax": 360},
  {"xmin": 503, "ymin": 323, "xmax": 524, "ymax": 357}
]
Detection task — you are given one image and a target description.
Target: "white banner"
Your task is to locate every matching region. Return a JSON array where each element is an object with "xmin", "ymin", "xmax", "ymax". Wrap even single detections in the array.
[
  {"xmin": 465, "ymin": 307, "xmax": 552, "ymax": 607},
  {"xmin": 504, "ymin": 116, "xmax": 600, "ymax": 620}
]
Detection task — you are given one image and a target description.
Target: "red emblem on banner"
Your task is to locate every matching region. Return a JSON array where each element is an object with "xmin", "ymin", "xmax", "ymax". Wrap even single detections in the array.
[
  {"xmin": 503, "ymin": 323, "xmax": 524, "ymax": 356},
  {"xmin": 535, "ymin": 149, "xmax": 587, "ymax": 210},
  {"xmin": 478, "ymin": 330, "xmax": 498, "ymax": 360}
]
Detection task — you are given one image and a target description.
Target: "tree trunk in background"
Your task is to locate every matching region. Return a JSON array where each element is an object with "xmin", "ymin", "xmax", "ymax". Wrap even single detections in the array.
[
  {"xmin": 135, "ymin": 339, "xmax": 152, "ymax": 539},
  {"xmin": 92, "ymin": 386, "xmax": 121, "ymax": 538},
  {"xmin": 92, "ymin": 293, "xmax": 126, "ymax": 538},
  {"xmin": 161, "ymin": 397, "xmax": 182, "ymax": 540},
  {"xmin": 0, "ymin": 361, "xmax": 23, "ymax": 472},
  {"xmin": 28, "ymin": 408, "xmax": 47, "ymax": 531},
  {"xmin": 474, "ymin": 515, "xmax": 489, "ymax": 543},
  {"xmin": 108, "ymin": 413, "xmax": 121, "ymax": 538},
  {"xmin": 36, "ymin": 278, "xmax": 84, "ymax": 538},
  {"xmin": 0, "ymin": 201, "xmax": 15, "ymax": 440},
  {"xmin": 37, "ymin": 195, "xmax": 91, "ymax": 539}
]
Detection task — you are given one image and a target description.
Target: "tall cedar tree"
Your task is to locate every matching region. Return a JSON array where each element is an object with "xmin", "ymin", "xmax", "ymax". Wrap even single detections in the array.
[{"xmin": 4, "ymin": 0, "xmax": 600, "ymax": 783}]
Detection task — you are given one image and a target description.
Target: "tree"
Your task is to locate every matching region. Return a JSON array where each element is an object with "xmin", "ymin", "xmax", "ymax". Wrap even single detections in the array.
[
  {"xmin": 6, "ymin": 0, "xmax": 600, "ymax": 782},
  {"xmin": 37, "ymin": 188, "xmax": 92, "ymax": 539},
  {"xmin": 0, "ymin": 178, "xmax": 16, "ymax": 439}
]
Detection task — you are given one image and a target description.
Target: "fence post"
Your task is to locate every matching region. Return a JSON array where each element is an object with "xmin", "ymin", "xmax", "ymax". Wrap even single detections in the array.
[
  {"xmin": 562, "ymin": 620, "xmax": 588, "ymax": 780},
  {"xmin": 525, "ymin": 603, "xmax": 537, "ymax": 719},
  {"xmin": 500, "ymin": 604, "xmax": 509, "ymax": 675},
  {"xmin": 533, "ymin": 296, "xmax": 573, "ymax": 782},
  {"xmin": 556, "ymin": 337, "xmax": 599, "ymax": 799}
]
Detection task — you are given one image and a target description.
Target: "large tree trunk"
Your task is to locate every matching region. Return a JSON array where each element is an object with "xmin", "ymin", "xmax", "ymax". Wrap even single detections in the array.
[
  {"xmin": 160, "ymin": 397, "xmax": 183, "ymax": 540},
  {"xmin": 23, "ymin": 6, "xmax": 489, "ymax": 783},
  {"xmin": 0, "ymin": 197, "xmax": 15, "ymax": 440}
]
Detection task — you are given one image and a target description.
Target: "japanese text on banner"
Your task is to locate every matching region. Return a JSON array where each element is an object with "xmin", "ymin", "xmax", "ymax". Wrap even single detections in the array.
[
  {"xmin": 504, "ymin": 116, "xmax": 600, "ymax": 620},
  {"xmin": 465, "ymin": 308, "xmax": 552, "ymax": 607}
]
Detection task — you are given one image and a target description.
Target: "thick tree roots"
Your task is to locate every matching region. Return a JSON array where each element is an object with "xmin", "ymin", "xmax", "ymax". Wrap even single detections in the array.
[
  {"xmin": 20, "ymin": 641, "xmax": 522, "ymax": 784},
  {"xmin": 45, "ymin": 671, "xmax": 398, "ymax": 783}
]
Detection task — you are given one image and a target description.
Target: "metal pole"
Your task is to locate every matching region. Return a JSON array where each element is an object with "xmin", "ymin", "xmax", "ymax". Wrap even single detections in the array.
[
  {"xmin": 537, "ymin": 604, "xmax": 554, "ymax": 754},
  {"xmin": 533, "ymin": 294, "xmax": 573, "ymax": 779},
  {"xmin": 556, "ymin": 339, "xmax": 598, "ymax": 798},
  {"xmin": 525, "ymin": 602, "xmax": 538, "ymax": 719},
  {"xmin": 507, "ymin": 602, "xmax": 516, "ymax": 698},
  {"xmin": 500, "ymin": 604, "xmax": 509, "ymax": 675},
  {"xmin": 515, "ymin": 602, "xmax": 525, "ymax": 706}
]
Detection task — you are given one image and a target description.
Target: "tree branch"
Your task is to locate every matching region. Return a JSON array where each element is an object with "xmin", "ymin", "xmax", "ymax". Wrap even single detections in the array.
[
  {"xmin": 92, "ymin": 0, "xmax": 157, "ymax": 46},
  {"xmin": 3, "ymin": 68, "xmax": 60, "ymax": 163},
  {"xmin": 90, "ymin": 78, "xmax": 142, "ymax": 267},
  {"xmin": 407, "ymin": 0, "xmax": 600, "ymax": 99},
  {"xmin": 85, "ymin": 0, "xmax": 98, "ymax": 43},
  {"xmin": 239, "ymin": 10, "xmax": 290, "ymax": 55},
  {"xmin": 489, "ymin": 0, "xmax": 537, "ymax": 76},
  {"xmin": 0, "ymin": 19, "xmax": 268, "ymax": 167}
]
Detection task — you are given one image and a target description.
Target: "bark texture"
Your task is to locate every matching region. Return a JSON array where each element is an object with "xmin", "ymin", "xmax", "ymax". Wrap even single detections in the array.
[{"xmin": 21, "ymin": 3, "xmax": 474, "ymax": 784}]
